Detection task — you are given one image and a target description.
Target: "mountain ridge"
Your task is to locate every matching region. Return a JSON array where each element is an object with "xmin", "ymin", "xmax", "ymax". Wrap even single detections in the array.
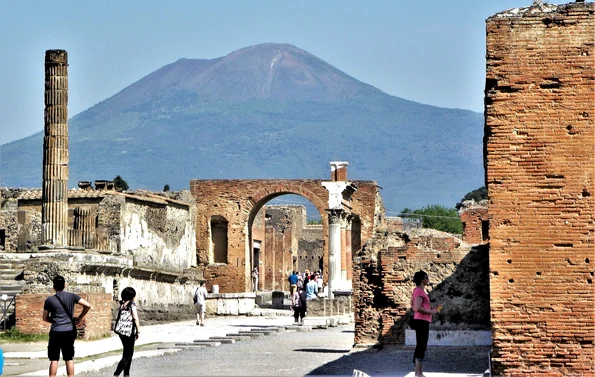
[{"xmin": 0, "ymin": 43, "xmax": 484, "ymax": 212}]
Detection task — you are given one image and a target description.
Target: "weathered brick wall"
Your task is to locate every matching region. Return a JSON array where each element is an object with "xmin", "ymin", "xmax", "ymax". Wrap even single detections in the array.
[
  {"xmin": 485, "ymin": 3, "xmax": 595, "ymax": 375},
  {"xmin": 16, "ymin": 293, "xmax": 112, "ymax": 340},
  {"xmin": 353, "ymin": 230, "xmax": 489, "ymax": 346},
  {"xmin": 190, "ymin": 179, "xmax": 380, "ymax": 293},
  {"xmin": 459, "ymin": 204, "xmax": 488, "ymax": 245}
]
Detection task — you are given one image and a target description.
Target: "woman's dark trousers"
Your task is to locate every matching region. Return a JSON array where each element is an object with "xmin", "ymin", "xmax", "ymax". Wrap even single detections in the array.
[
  {"xmin": 413, "ymin": 320, "xmax": 430, "ymax": 363},
  {"xmin": 114, "ymin": 334, "xmax": 136, "ymax": 376}
]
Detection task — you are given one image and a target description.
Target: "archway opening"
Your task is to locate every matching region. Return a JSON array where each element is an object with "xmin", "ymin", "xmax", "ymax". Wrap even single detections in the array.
[{"xmin": 249, "ymin": 194, "xmax": 325, "ymax": 292}]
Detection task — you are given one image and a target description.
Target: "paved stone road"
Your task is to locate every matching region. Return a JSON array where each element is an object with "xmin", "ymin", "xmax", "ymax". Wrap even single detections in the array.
[{"xmin": 75, "ymin": 325, "xmax": 489, "ymax": 377}]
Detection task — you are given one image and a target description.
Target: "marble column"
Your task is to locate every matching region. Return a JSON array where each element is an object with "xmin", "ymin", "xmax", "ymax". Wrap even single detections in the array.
[
  {"xmin": 326, "ymin": 209, "xmax": 342, "ymax": 299},
  {"xmin": 41, "ymin": 49, "xmax": 69, "ymax": 248}
]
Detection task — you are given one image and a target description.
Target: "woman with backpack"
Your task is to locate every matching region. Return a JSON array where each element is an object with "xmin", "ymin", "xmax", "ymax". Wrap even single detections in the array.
[{"xmin": 113, "ymin": 287, "xmax": 140, "ymax": 377}]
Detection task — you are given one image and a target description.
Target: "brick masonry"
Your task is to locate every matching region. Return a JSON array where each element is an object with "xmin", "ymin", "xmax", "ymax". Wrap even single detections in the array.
[
  {"xmin": 190, "ymin": 179, "xmax": 380, "ymax": 293},
  {"xmin": 353, "ymin": 230, "xmax": 489, "ymax": 345},
  {"xmin": 16, "ymin": 293, "xmax": 112, "ymax": 340},
  {"xmin": 485, "ymin": 3, "xmax": 595, "ymax": 375}
]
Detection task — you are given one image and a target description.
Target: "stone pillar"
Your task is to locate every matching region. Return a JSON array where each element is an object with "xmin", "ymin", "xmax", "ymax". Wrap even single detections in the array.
[
  {"xmin": 345, "ymin": 215, "xmax": 353, "ymax": 281},
  {"xmin": 326, "ymin": 209, "xmax": 342, "ymax": 299},
  {"xmin": 340, "ymin": 218, "xmax": 347, "ymax": 281},
  {"xmin": 41, "ymin": 49, "xmax": 69, "ymax": 248}
]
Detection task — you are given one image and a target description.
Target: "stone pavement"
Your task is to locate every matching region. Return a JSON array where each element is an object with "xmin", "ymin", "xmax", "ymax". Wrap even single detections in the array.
[
  {"xmin": 2, "ymin": 309, "xmax": 489, "ymax": 377},
  {"xmin": 1, "ymin": 309, "xmax": 348, "ymax": 376}
]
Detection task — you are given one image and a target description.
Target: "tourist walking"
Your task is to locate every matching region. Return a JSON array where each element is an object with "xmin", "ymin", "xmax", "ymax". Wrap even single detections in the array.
[
  {"xmin": 292, "ymin": 286, "xmax": 306, "ymax": 323},
  {"xmin": 42, "ymin": 275, "xmax": 92, "ymax": 377},
  {"xmin": 113, "ymin": 287, "xmax": 140, "ymax": 377},
  {"xmin": 288, "ymin": 271, "xmax": 298, "ymax": 296},
  {"xmin": 193, "ymin": 281, "xmax": 208, "ymax": 326},
  {"xmin": 410, "ymin": 270, "xmax": 441, "ymax": 377},
  {"xmin": 306, "ymin": 274, "xmax": 318, "ymax": 300}
]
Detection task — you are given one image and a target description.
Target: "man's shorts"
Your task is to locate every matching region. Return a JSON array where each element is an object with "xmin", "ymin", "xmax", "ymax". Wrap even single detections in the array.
[
  {"xmin": 48, "ymin": 330, "xmax": 76, "ymax": 361},
  {"xmin": 194, "ymin": 302, "xmax": 205, "ymax": 314}
]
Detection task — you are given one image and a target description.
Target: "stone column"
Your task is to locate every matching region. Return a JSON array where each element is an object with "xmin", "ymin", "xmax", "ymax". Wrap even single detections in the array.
[
  {"xmin": 41, "ymin": 50, "xmax": 69, "ymax": 248},
  {"xmin": 345, "ymin": 214, "xmax": 353, "ymax": 281},
  {"xmin": 326, "ymin": 209, "xmax": 342, "ymax": 299}
]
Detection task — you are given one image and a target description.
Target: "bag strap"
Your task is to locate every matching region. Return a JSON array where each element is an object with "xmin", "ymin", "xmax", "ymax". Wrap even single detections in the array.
[{"xmin": 55, "ymin": 294, "xmax": 76, "ymax": 329}]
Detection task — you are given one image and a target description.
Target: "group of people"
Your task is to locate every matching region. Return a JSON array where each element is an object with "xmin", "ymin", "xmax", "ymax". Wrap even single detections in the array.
[
  {"xmin": 42, "ymin": 269, "xmax": 439, "ymax": 377},
  {"xmin": 288, "ymin": 270, "xmax": 322, "ymax": 323}
]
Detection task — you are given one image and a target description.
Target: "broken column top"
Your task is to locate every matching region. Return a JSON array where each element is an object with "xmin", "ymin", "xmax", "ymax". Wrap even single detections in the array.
[
  {"xmin": 330, "ymin": 161, "xmax": 348, "ymax": 182},
  {"xmin": 45, "ymin": 49, "xmax": 68, "ymax": 64}
]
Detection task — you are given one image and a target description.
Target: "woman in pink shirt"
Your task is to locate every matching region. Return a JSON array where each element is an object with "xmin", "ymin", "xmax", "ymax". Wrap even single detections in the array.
[{"xmin": 410, "ymin": 270, "xmax": 441, "ymax": 377}]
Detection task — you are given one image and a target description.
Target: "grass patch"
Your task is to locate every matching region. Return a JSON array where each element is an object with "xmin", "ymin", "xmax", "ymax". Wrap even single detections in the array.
[{"xmin": 0, "ymin": 328, "xmax": 48, "ymax": 342}]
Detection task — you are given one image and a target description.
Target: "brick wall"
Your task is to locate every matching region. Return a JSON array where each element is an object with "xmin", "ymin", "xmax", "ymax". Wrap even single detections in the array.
[
  {"xmin": 353, "ymin": 230, "xmax": 489, "ymax": 345},
  {"xmin": 485, "ymin": 3, "xmax": 595, "ymax": 375},
  {"xmin": 16, "ymin": 293, "xmax": 112, "ymax": 340},
  {"xmin": 459, "ymin": 207, "xmax": 488, "ymax": 245},
  {"xmin": 190, "ymin": 179, "xmax": 380, "ymax": 293}
]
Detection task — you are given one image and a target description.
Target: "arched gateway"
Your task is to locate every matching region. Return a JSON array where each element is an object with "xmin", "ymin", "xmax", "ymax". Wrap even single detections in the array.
[{"xmin": 190, "ymin": 174, "xmax": 382, "ymax": 293}]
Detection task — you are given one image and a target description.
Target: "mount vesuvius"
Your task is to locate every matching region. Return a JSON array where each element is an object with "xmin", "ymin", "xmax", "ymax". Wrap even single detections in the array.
[{"xmin": 0, "ymin": 43, "xmax": 484, "ymax": 212}]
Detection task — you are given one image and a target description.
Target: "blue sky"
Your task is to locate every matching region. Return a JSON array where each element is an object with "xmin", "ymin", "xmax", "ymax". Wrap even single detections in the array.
[{"xmin": 1, "ymin": 0, "xmax": 528, "ymax": 144}]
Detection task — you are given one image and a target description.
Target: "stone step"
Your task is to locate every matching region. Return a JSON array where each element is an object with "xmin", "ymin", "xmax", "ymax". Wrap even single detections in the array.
[
  {"xmin": 211, "ymin": 335, "xmax": 251, "ymax": 341},
  {"xmin": 241, "ymin": 329, "xmax": 276, "ymax": 336},
  {"xmin": 196, "ymin": 338, "xmax": 235, "ymax": 344},
  {"xmin": 230, "ymin": 332, "xmax": 264, "ymax": 338},
  {"xmin": 168, "ymin": 344, "xmax": 207, "ymax": 349},
  {"xmin": 284, "ymin": 325, "xmax": 312, "ymax": 332},
  {"xmin": 248, "ymin": 329, "xmax": 279, "ymax": 335},
  {"xmin": 158, "ymin": 345, "xmax": 205, "ymax": 350},
  {"xmin": 189, "ymin": 341, "xmax": 222, "ymax": 347},
  {"xmin": 250, "ymin": 326, "xmax": 285, "ymax": 332}
]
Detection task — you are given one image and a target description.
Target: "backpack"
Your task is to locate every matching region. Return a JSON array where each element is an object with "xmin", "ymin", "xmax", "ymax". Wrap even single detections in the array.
[{"xmin": 114, "ymin": 302, "xmax": 135, "ymax": 337}]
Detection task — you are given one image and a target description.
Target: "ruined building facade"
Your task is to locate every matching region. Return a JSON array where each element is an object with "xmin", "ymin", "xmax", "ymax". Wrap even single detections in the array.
[{"xmin": 485, "ymin": 3, "xmax": 595, "ymax": 375}]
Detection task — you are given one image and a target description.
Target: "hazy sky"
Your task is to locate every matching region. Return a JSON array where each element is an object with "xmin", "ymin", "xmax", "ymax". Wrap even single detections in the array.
[{"xmin": 2, "ymin": 0, "xmax": 528, "ymax": 145}]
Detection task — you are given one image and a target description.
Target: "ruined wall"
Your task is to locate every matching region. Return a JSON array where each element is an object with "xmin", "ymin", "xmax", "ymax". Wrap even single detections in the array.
[
  {"xmin": 353, "ymin": 230, "xmax": 488, "ymax": 345},
  {"xmin": 458, "ymin": 200, "xmax": 488, "ymax": 245},
  {"xmin": 485, "ymin": 3, "xmax": 595, "ymax": 375},
  {"xmin": 299, "ymin": 225, "xmax": 323, "ymax": 273},
  {"xmin": 191, "ymin": 179, "xmax": 380, "ymax": 293},
  {"xmin": 121, "ymin": 195, "xmax": 196, "ymax": 270},
  {"xmin": 20, "ymin": 256, "xmax": 202, "ymax": 324},
  {"xmin": 16, "ymin": 293, "xmax": 112, "ymax": 340}
]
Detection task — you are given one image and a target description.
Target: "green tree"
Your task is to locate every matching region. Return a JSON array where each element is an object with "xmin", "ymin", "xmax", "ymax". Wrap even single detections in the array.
[
  {"xmin": 163, "ymin": 184, "xmax": 170, "ymax": 192},
  {"xmin": 400, "ymin": 204, "xmax": 462, "ymax": 234},
  {"xmin": 113, "ymin": 175, "xmax": 129, "ymax": 191}
]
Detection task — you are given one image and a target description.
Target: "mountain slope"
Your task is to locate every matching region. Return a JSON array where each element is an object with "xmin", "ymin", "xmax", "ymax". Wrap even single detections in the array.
[{"xmin": 0, "ymin": 43, "xmax": 484, "ymax": 212}]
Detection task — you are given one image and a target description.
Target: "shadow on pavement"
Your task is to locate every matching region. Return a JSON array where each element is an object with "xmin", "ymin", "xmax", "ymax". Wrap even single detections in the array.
[{"xmin": 306, "ymin": 345, "xmax": 490, "ymax": 377}]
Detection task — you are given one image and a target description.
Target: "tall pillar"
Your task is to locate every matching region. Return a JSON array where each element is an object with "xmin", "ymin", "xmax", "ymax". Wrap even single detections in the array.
[
  {"xmin": 326, "ymin": 209, "xmax": 342, "ymax": 299},
  {"xmin": 345, "ymin": 215, "xmax": 353, "ymax": 281},
  {"xmin": 340, "ymin": 219, "xmax": 347, "ymax": 281},
  {"xmin": 41, "ymin": 49, "xmax": 69, "ymax": 248}
]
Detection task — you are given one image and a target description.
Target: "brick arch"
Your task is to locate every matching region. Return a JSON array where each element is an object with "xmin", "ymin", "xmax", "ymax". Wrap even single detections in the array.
[
  {"xmin": 190, "ymin": 178, "xmax": 379, "ymax": 293},
  {"xmin": 248, "ymin": 183, "xmax": 328, "ymax": 223},
  {"xmin": 247, "ymin": 182, "xmax": 330, "ymax": 288}
]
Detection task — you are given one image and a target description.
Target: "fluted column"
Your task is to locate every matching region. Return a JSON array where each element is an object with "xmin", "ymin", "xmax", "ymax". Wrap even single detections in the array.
[{"xmin": 41, "ymin": 49, "xmax": 69, "ymax": 248}]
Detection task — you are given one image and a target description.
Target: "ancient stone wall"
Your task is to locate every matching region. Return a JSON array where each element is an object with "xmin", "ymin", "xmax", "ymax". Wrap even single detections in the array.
[
  {"xmin": 16, "ymin": 293, "xmax": 112, "ymax": 340},
  {"xmin": 20, "ymin": 255, "xmax": 202, "ymax": 324},
  {"xmin": 191, "ymin": 179, "xmax": 380, "ymax": 293},
  {"xmin": 353, "ymin": 230, "xmax": 489, "ymax": 346},
  {"xmin": 485, "ymin": 3, "xmax": 595, "ymax": 375},
  {"xmin": 458, "ymin": 200, "xmax": 488, "ymax": 245},
  {"xmin": 120, "ymin": 195, "xmax": 196, "ymax": 270},
  {"xmin": 299, "ymin": 225, "xmax": 323, "ymax": 273}
]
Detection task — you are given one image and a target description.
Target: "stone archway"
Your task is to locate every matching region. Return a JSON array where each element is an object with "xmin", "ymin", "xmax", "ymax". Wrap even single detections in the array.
[{"xmin": 190, "ymin": 178, "xmax": 380, "ymax": 293}]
